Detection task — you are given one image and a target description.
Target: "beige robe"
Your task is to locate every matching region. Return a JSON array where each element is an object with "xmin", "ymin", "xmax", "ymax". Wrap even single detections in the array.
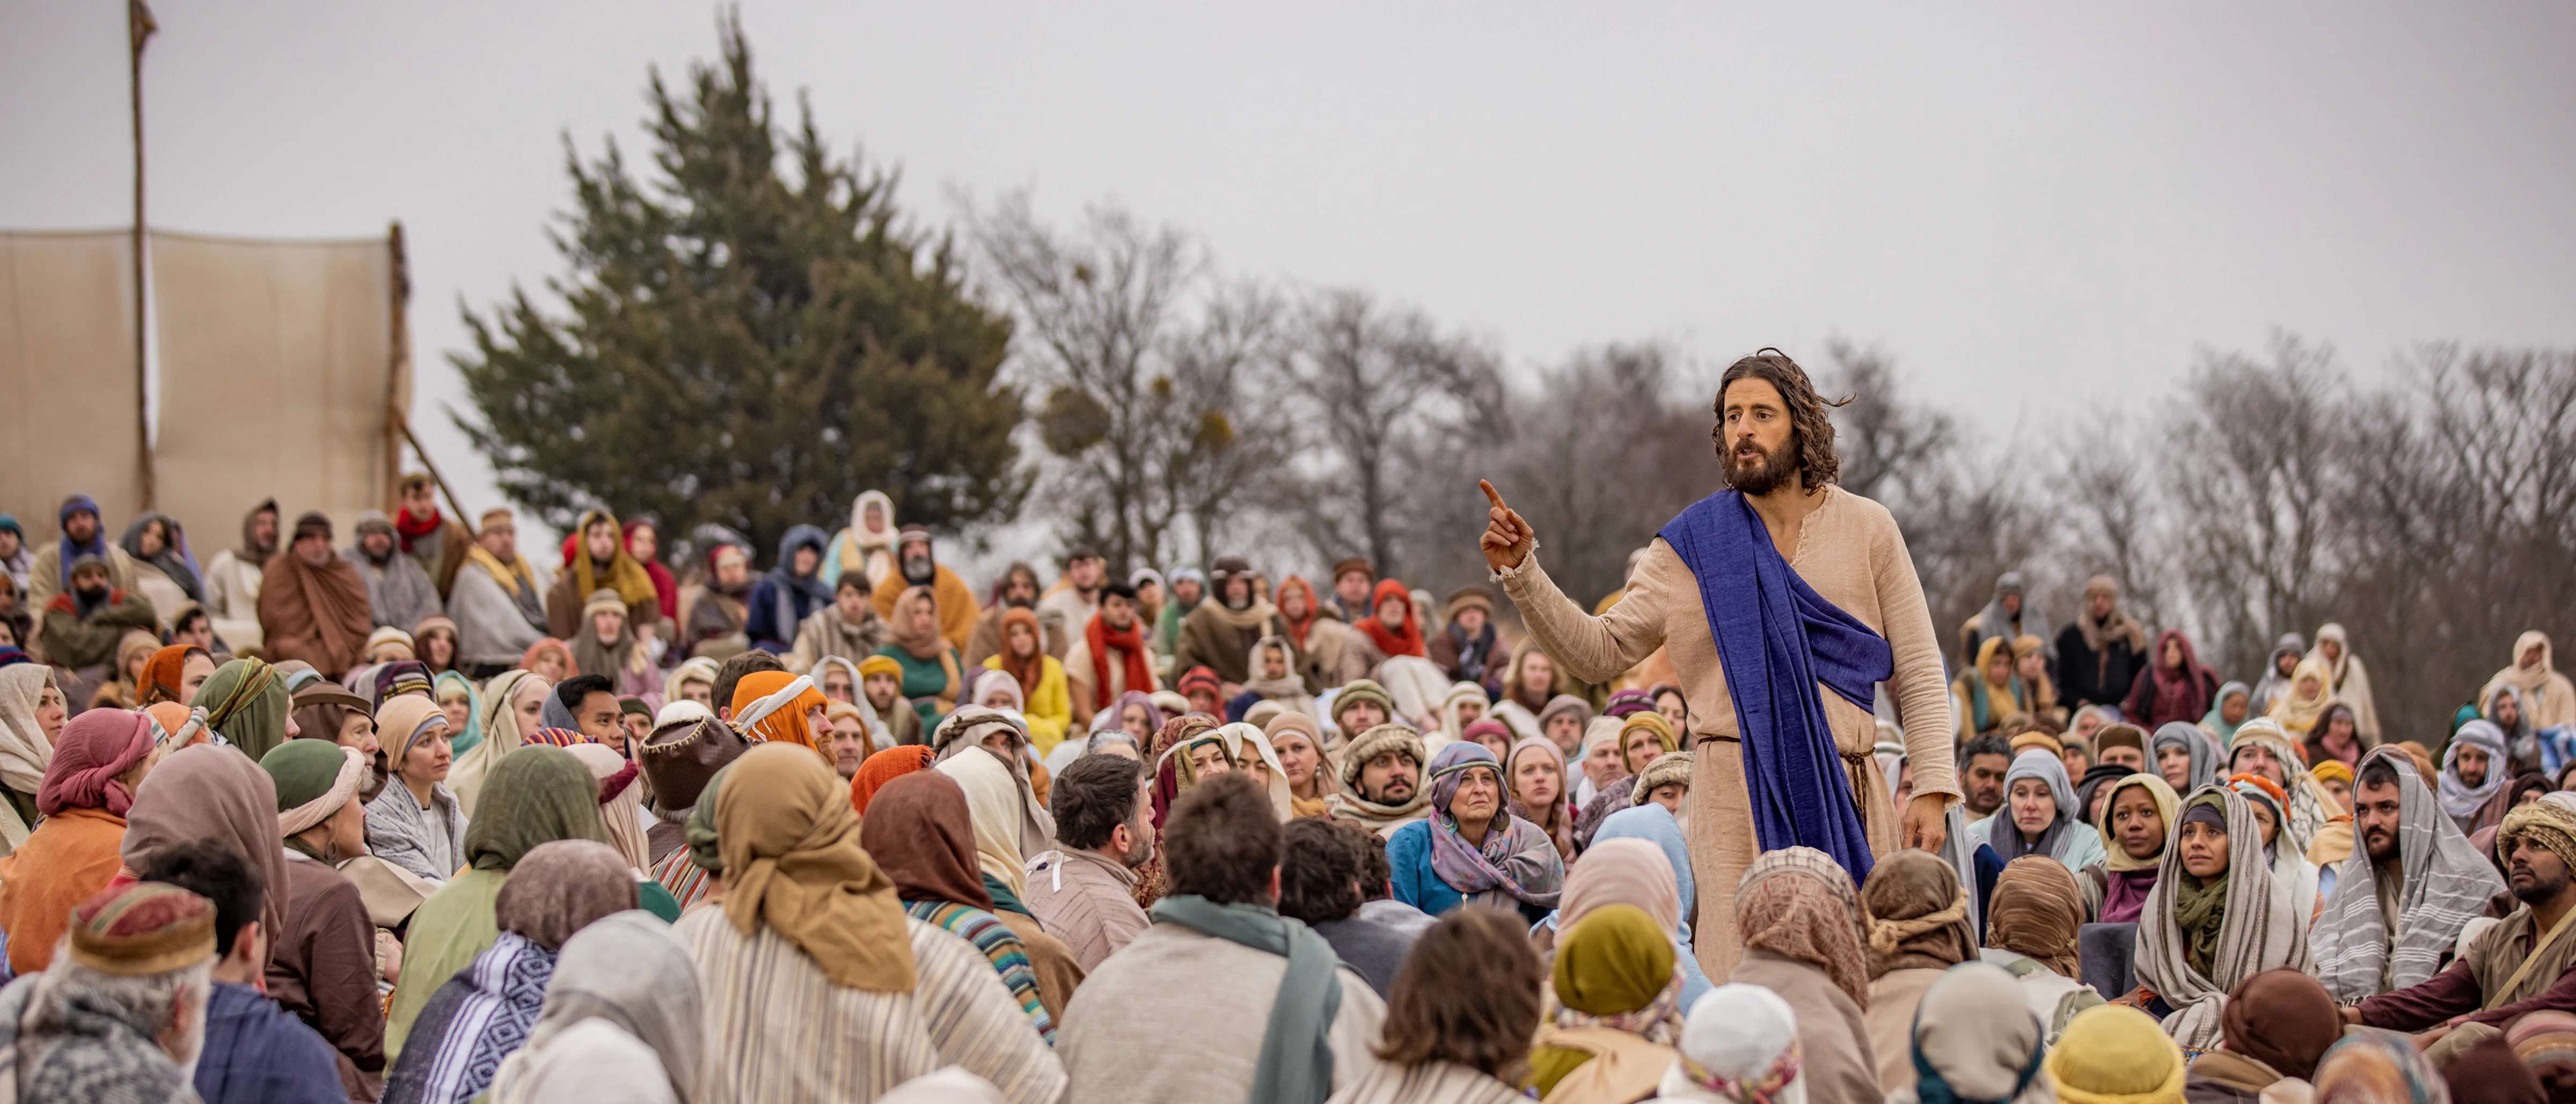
[{"xmin": 1496, "ymin": 485, "xmax": 1958, "ymax": 978}]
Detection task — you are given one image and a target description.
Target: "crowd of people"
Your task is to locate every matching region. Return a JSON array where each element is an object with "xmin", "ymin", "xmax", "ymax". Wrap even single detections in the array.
[{"xmin": 0, "ymin": 431, "xmax": 2571, "ymax": 1104}]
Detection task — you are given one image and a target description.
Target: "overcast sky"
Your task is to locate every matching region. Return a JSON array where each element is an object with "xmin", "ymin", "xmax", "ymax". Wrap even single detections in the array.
[{"xmin": 6, "ymin": 1, "xmax": 2572, "ymax": 553}]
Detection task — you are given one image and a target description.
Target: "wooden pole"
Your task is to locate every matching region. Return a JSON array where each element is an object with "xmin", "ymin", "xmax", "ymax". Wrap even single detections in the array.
[
  {"xmin": 385, "ymin": 222, "xmax": 413, "ymax": 512},
  {"xmin": 130, "ymin": 0, "xmax": 157, "ymax": 510},
  {"xmin": 399, "ymin": 421, "xmax": 473, "ymax": 530}
]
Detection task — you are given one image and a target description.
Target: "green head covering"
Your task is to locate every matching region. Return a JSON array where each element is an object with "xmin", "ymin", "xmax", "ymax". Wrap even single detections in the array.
[
  {"xmin": 259, "ymin": 739, "xmax": 349, "ymax": 812},
  {"xmin": 685, "ymin": 763, "xmax": 731, "ymax": 875},
  {"xmin": 192, "ymin": 657, "xmax": 288, "ymax": 761},
  {"xmin": 1552, "ymin": 902, "xmax": 1675, "ymax": 1015},
  {"xmin": 1331, "ymin": 679, "xmax": 1396, "ymax": 732},
  {"xmin": 462, "ymin": 744, "xmax": 608, "ymax": 872}
]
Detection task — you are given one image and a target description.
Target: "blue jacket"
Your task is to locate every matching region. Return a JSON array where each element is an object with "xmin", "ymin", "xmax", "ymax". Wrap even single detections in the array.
[
  {"xmin": 1386, "ymin": 818, "xmax": 1553, "ymax": 925},
  {"xmin": 196, "ymin": 982, "xmax": 346, "ymax": 1104}
]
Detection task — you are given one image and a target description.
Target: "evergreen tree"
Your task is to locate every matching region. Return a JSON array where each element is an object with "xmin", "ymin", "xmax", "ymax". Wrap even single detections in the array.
[{"xmin": 455, "ymin": 14, "xmax": 1024, "ymax": 562}]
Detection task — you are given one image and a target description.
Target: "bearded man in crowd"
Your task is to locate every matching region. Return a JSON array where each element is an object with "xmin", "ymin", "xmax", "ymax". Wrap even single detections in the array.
[
  {"xmin": 391, "ymin": 473, "xmax": 474, "ymax": 597},
  {"xmin": 1173, "ymin": 557, "xmax": 1280, "ymax": 689},
  {"xmin": 259, "ymin": 513, "xmax": 374, "ymax": 677},
  {"xmin": 448, "ymin": 508, "xmax": 550, "ymax": 674},
  {"xmin": 1481, "ymin": 348, "xmax": 1956, "ymax": 976},
  {"xmin": 869, "ymin": 525, "xmax": 979, "ymax": 652},
  {"xmin": 343, "ymin": 510, "xmax": 443, "ymax": 631}
]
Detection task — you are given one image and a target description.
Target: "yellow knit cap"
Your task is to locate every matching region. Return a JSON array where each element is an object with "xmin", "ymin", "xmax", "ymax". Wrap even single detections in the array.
[{"xmin": 2046, "ymin": 1005, "xmax": 2186, "ymax": 1104}]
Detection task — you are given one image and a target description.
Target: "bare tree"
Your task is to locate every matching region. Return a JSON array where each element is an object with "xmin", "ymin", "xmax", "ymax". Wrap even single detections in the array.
[
  {"xmin": 1279, "ymin": 288, "xmax": 1501, "ymax": 580},
  {"xmin": 1817, "ymin": 338, "xmax": 1957, "ymax": 506},
  {"xmin": 2052, "ymin": 423, "xmax": 2169, "ymax": 630},
  {"xmin": 964, "ymin": 193, "xmax": 1293, "ymax": 574}
]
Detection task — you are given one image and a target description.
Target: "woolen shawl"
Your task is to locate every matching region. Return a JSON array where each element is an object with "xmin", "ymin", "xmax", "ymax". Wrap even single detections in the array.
[
  {"xmin": 2151, "ymin": 722, "xmax": 2220, "ymax": 795},
  {"xmin": 451, "ymin": 669, "xmax": 544, "ymax": 817},
  {"xmin": 936, "ymin": 745, "xmax": 1040, "ymax": 902},
  {"xmin": 2311, "ymin": 748, "xmax": 2504, "ymax": 1003},
  {"xmin": 1422, "ymin": 741, "xmax": 1563, "ymax": 910},
  {"xmin": 715, "ymin": 743, "xmax": 917, "ymax": 992},
  {"xmin": 562, "ymin": 742, "xmax": 653, "ymax": 873},
  {"xmin": 1993, "ymin": 749, "xmax": 2077, "ymax": 864},
  {"xmin": 1737, "ymin": 846, "xmax": 1871, "ymax": 1008},
  {"xmin": 2443, "ymin": 720, "xmax": 2513, "ymax": 822},
  {"xmin": 2135, "ymin": 786, "xmax": 2311, "ymax": 1051}
]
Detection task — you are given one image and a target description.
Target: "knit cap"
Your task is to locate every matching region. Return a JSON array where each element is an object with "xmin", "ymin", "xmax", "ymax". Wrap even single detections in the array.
[{"xmin": 68, "ymin": 881, "xmax": 216, "ymax": 976}]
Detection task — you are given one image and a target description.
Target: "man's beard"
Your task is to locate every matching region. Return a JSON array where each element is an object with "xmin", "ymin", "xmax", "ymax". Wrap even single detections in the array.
[
  {"xmin": 2366, "ymin": 830, "xmax": 2398, "ymax": 864},
  {"xmin": 902, "ymin": 554, "xmax": 933, "ymax": 586},
  {"xmin": 2459, "ymin": 769, "xmax": 2489, "ymax": 791},
  {"xmin": 2515, "ymin": 867, "xmax": 2568, "ymax": 905},
  {"xmin": 1967, "ymin": 790, "xmax": 2001, "ymax": 817},
  {"xmin": 1723, "ymin": 437, "xmax": 1799, "ymax": 495},
  {"xmin": 1366, "ymin": 780, "xmax": 1415, "ymax": 805},
  {"xmin": 1007, "ymin": 591, "xmax": 1035, "ymax": 610},
  {"xmin": 75, "ymin": 584, "xmax": 109, "ymax": 606},
  {"xmin": 1123, "ymin": 824, "xmax": 1155, "ymax": 868}
]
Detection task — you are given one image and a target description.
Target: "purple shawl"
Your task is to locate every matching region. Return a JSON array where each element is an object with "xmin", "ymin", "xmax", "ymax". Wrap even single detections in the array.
[{"xmin": 1426, "ymin": 742, "xmax": 1564, "ymax": 909}]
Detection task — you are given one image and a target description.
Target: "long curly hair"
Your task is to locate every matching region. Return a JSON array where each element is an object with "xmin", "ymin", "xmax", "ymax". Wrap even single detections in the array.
[{"xmin": 1714, "ymin": 348, "xmax": 1848, "ymax": 491}]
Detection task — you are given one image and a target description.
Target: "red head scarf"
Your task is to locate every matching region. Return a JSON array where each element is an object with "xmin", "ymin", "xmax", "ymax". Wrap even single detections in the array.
[{"xmin": 1358, "ymin": 577, "xmax": 1425, "ymax": 659}]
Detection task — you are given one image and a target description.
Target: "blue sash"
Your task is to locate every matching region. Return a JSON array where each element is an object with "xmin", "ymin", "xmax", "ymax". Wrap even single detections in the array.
[{"xmin": 1658, "ymin": 491, "xmax": 1892, "ymax": 883}]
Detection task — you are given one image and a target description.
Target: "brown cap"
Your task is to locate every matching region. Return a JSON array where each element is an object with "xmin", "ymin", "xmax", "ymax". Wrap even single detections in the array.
[
  {"xmin": 1444, "ymin": 586, "xmax": 1494, "ymax": 622},
  {"xmin": 1331, "ymin": 558, "xmax": 1374, "ymax": 583},
  {"xmin": 636, "ymin": 716, "xmax": 750, "ymax": 811}
]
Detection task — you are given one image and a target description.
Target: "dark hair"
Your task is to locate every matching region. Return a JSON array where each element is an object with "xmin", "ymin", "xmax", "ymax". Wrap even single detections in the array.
[
  {"xmin": 1162, "ymin": 772, "xmax": 1282, "ymax": 906},
  {"xmin": 1051, "ymin": 753, "xmax": 1145, "ymax": 851},
  {"xmin": 1277, "ymin": 818, "xmax": 1363, "ymax": 924},
  {"xmin": 1960, "ymin": 734, "xmax": 2012, "ymax": 769},
  {"xmin": 712, "ymin": 650, "xmax": 786, "ymax": 718},
  {"xmin": 555, "ymin": 673, "xmax": 616, "ymax": 714},
  {"xmin": 835, "ymin": 572, "xmax": 871, "ymax": 596},
  {"xmin": 1374, "ymin": 906, "xmax": 1545, "ymax": 1078},
  {"xmin": 172, "ymin": 607, "xmax": 209, "ymax": 637},
  {"xmin": 1715, "ymin": 348, "xmax": 1845, "ymax": 490},
  {"xmin": 2358, "ymin": 756, "xmax": 2400, "ymax": 793},
  {"xmin": 1101, "ymin": 581, "xmax": 1138, "ymax": 603},
  {"xmin": 1353, "ymin": 821, "xmax": 1394, "ymax": 902},
  {"xmin": 135, "ymin": 839, "xmax": 264, "ymax": 957}
]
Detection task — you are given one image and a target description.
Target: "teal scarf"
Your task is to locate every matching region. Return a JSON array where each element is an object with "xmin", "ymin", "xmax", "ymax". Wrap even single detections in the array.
[{"xmin": 1150, "ymin": 894, "xmax": 1342, "ymax": 1104}]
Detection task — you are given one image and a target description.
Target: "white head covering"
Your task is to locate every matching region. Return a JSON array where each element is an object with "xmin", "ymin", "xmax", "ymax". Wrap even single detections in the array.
[
  {"xmin": 486, "ymin": 910, "xmax": 701, "ymax": 1104},
  {"xmin": 1215, "ymin": 722, "xmax": 1293, "ymax": 820},
  {"xmin": 653, "ymin": 699, "xmax": 713, "ymax": 727},
  {"xmin": 1660, "ymin": 983, "xmax": 1804, "ymax": 1104}
]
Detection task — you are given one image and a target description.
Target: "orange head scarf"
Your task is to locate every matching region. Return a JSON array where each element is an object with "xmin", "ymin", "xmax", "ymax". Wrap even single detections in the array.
[
  {"xmin": 731, "ymin": 670, "xmax": 829, "ymax": 758},
  {"xmin": 137, "ymin": 645, "xmax": 206, "ymax": 706},
  {"xmin": 1358, "ymin": 577, "xmax": 1424, "ymax": 658},
  {"xmin": 850, "ymin": 745, "xmax": 939, "ymax": 816}
]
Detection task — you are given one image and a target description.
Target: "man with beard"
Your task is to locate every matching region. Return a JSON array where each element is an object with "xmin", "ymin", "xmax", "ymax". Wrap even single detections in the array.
[
  {"xmin": 1327, "ymin": 558, "xmax": 1375, "ymax": 625},
  {"xmin": 2348, "ymin": 799, "xmax": 2576, "ymax": 1033},
  {"xmin": 448, "ymin": 508, "xmax": 550, "ymax": 675},
  {"xmin": 26, "ymin": 495, "xmax": 142, "ymax": 657},
  {"xmin": 1481, "ymin": 348, "xmax": 1956, "ymax": 976},
  {"xmin": 39, "ymin": 554, "xmax": 158, "ymax": 678},
  {"xmin": 1154, "ymin": 565, "xmax": 1205, "ymax": 664},
  {"xmin": 682, "ymin": 543, "xmax": 753, "ymax": 660},
  {"xmin": 1066, "ymin": 582, "xmax": 1158, "ymax": 726},
  {"xmin": 392, "ymin": 474, "xmax": 474, "ymax": 597},
  {"xmin": 1037, "ymin": 549, "xmax": 1106, "ymax": 661},
  {"xmin": 342, "ymin": 511, "xmax": 443, "ymax": 631},
  {"xmin": 1173, "ymin": 557, "xmax": 1281, "ymax": 689},
  {"xmin": 2055, "ymin": 575, "xmax": 2148, "ymax": 712},
  {"xmin": 1023, "ymin": 752, "xmax": 1154, "ymax": 970},
  {"xmin": 1425, "ymin": 586, "xmax": 1511, "ymax": 694},
  {"xmin": 258, "ymin": 513, "xmax": 374, "ymax": 677},
  {"xmin": 203, "ymin": 498, "xmax": 279, "ymax": 650},
  {"xmin": 1958, "ymin": 734, "xmax": 2014, "ymax": 820},
  {"xmin": 1326, "ymin": 722, "xmax": 1431, "ymax": 836},
  {"xmin": 2311, "ymin": 751, "xmax": 2505, "ymax": 1003},
  {"xmin": 963, "ymin": 561, "xmax": 1049, "ymax": 669},
  {"xmin": 786, "ymin": 572, "xmax": 888, "ymax": 671},
  {"xmin": 867, "ymin": 524, "xmax": 979, "ymax": 652}
]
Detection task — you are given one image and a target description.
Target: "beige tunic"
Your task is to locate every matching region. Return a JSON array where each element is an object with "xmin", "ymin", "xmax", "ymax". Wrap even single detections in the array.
[{"xmin": 1496, "ymin": 485, "xmax": 1959, "ymax": 978}]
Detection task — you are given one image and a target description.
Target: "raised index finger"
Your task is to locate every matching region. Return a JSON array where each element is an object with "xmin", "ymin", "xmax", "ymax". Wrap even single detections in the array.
[{"xmin": 1479, "ymin": 479, "xmax": 1508, "ymax": 511}]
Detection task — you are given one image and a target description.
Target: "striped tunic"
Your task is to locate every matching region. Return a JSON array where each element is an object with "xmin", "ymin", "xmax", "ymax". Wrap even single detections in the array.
[
  {"xmin": 676, "ymin": 909, "xmax": 1065, "ymax": 1104},
  {"xmin": 652, "ymin": 846, "xmax": 713, "ymax": 912},
  {"xmin": 905, "ymin": 900, "xmax": 1055, "ymax": 1044}
]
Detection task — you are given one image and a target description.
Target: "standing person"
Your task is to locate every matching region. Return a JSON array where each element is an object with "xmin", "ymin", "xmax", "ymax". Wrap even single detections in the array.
[
  {"xmin": 1425, "ymin": 586, "xmax": 1511, "ymax": 694},
  {"xmin": 1959, "ymin": 571, "xmax": 2046, "ymax": 675},
  {"xmin": 1064, "ymin": 582, "xmax": 1158, "ymax": 726},
  {"xmin": 2127, "ymin": 629, "xmax": 2220, "ymax": 731},
  {"xmin": 259, "ymin": 513, "xmax": 376, "ymax": 678},
  {"xmin": 2310, "ymin": 623, "xmax": 2382, "ymax": 745},
  {"xmin": 392, "ymin": 474, "xmax": 475, "ymax": 597},
  {"xmin": 868, "ymin": 525, "xmax": 981, "ymax": 652},
  {"xmin": 747, "ymin": 525, "xmax": 832, "ymax": 654},
  {"xmin": 2491, "ymin": 632, "xmax": 2576, "ymax": 734},
  {"xmin": 1480, "ymin": 350, "xmax": 1958, "ymax": 975},
  {"xmin": 543, "ymin": 509, "xmax": 663, "ymax": 646},
  {"xmin": 1057, "ymin": 772, "xmax": 1387, "ymax": 1104},
  {"xmin": 2057, "ymin": 575, "xmax": 2149, "ymax": 713},
  {"xmin": 1173, "ymin": 557, "xmax": 1280, "ymax": 688},
  {"xmin": 345, "ymin": 511, "xmax": 443, "ymax": 632},
  {"xmin": 449, "ymin": 509, "xmax": 549, "ymax": 675}
]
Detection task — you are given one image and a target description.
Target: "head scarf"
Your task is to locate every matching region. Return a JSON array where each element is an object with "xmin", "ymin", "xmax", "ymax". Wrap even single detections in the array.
[
  {"xmin": 1595, "ymin": 803, "xmax": 1696, "ymax": 928},
  {"xmin": 730, "ymin": 670, "xmax": 828, "ymax": 757},
  {"xmin": 36, "ymin": 707, "xmax": 153, "ymax": 816},
  {"xmin": 484, "ymin": 911, "xmax": 701, "ymax": 1104},
  {"xmin": 716, "ymin": 743, "xmax": 917, "ymax": 992},
  {"xmin": 937, "ymin": 745, "xmax": 1041, "ymax": 903},
  {"xmin": 1991, "ymin": 748, "xmax": 2077, "ymax": 863},
  {"xmin": 1676, "ymin": 984, "xmax": 1804, "ymax": 1104},
  {"xmin": 1355, "ymin": 577, "xmax": 1424, "ymax": 659},
  {"xmin": 1507, "ymin": 734, "xmax": 1576, "ymax": 853},
  {"xmin": 991, "ymin": 607, "xmax": 1048, "ymax": 700},
  {"xmin": 2136, "ymin": 786, "xmax": 2312, "ymax": 1050},
  {"xmin": 119, "ymin": 743, "xmax": 290, "ymax": 965},
  {"xmin": 465, "ymin": 745, "xmax": 610, "ymax": 872},
  {"xmin": 1263, "ymin": 710, "xmax": 1337, "ymax": 818},
  {"xmin": 661, "ymin": 656, "xmax": 720, "ymax": 714},
  {"xmin": 1618, "ymin": 710, "xmax": 1680, "ymax": 773},
  {"xmin": 1325, "ymin": 721, "xmax": 1431, "ymax": 832},
  {"xmin": 1563, "ymin": 837, "xmax": 1681, "ymax": 935},
  {"xmin": 1736, "ymin": 846, "xmax": 1870, "ymax": 1008},
  {"xmin": 2228, "ymin": 715, "xmax": 2338, "ymax": 852},
  {"xmin": 850, "ymin": 744, "xmax": 938, "ymax": 816},
  {"xmin": 2047, "ymin": 1005, "xmax": 2186, "ymax": 1104},
  {"xmin": 2097, "ymin": 773, "xmax": 2181, "ymax": 872},
  {"xmin": 377, "ymin": 693, "xmax": 452, "ymax": 779},
  {"xmin": 560, "ymin": 742, "xmax": 651, "ymax": 873},
  {"xmin": 1423, "ymin": 741, "xmax": 1563, "ymax": 910},
  {"xmin": 1908, "ymin": 963, "xmax": 2047, "ymax": 1104},
  {"xmin": 136, "ymin": 644, "xmax": 203, "ymax": 706},
  {"xmin": 1987, "ymin": 855, "xmax": 2087, "ymax": 977},
  {"xmin": 859, "ymin": 771, "xmax": 992, "ymax": 910},
  {"xmin": 119, "ymin": 511, "xmax": 202, "ymax": 601},
  {"xmin": 565, "ymin": 509, "xmax": 660, "ymax": 614},
  {"xmin": 193, "ymin": 656, "xmax": 289, "ymax": 761},
  {"xmin": 2148, "ymin": 629, "xmax": 2218, "ymax": 722},
  {"xmin": 2312, "ymin": 748, "xmax": 2506, "ymax": 1003},
  {"xmin": 1552, "ymin": 903, "xmax": 1684, "ymax": 1042},
  {"xmin": 452, "ymin": 668, "xmax": 546, "ymax": 815},
  {"xmin": 928, "ymin": 706, "xmax": 1053, "ymax": 851},
  {"xmin": 497, "ymin": 838, "xmax": 639, "ymax": 949},
  {"xmin": 1960, "ymin": 634, "xmax": 2028, "ymax": 735},
  {"xmin": 2505, "ymin": 1011, "xmax": 2576, "ymax": 1104},
  {"xmin": 886, "ymin": 586, "xmax": 948, "ymax": 662},
  {"xmin": 966, "ymin": 667, "xmax": 1025, "ymax": 713},
  {"xmin": 0, "ymin": 663, "xmax": 58, "ymax": 800},
  {"xmin": 2271, "ymin": 655, "xmax": 2338, "ymax": 736},
  {"xmin": 2220, "ymin": 968, "xmax": 2340, "ymax": 1081},
  {"xmin": 2443, "ymin": 720, "xmax": 2513, "ymax": 822},
  {"xmin": 2204, "ymin": 681, "xmax": 2253, "ymax": 746},
  {"xmin": 2312, "ymin": 1029, "xmax": 2445, "ymax": 1104},
  {"xmin": 2151, "ymin": 721, "xmax": 2220, "ymax": 794},
  {"xmin": 433, "ymin": 670, "xmax": 484, "ymax": 757},
  {"xmin": 1215, "ymin": 721, "xmax": 1294, "ymax": 820},
  {"xmin": 1148, "ymin": 713, "xmax": 1227, "ymax": 825},
  {"xmin": 1860, "ymin": 849, "xmax": 1976, "ymax": 976}
]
